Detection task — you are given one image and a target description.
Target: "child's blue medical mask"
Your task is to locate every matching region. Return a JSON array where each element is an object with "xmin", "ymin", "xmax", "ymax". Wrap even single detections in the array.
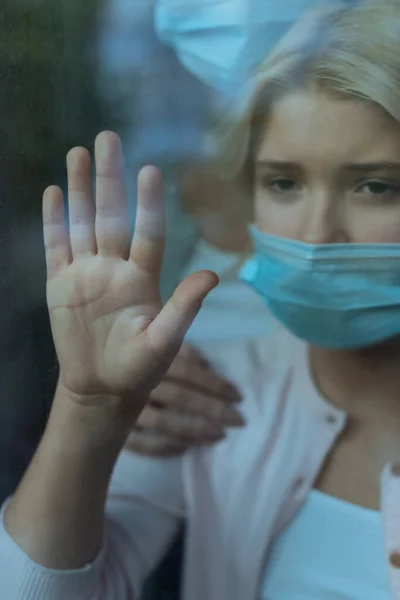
[{"xmin": 240, "ymin": 226, "xmax": 400, "ymax": 349}]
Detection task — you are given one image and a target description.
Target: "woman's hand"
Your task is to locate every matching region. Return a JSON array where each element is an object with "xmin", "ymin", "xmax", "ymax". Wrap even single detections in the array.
[
  {"xmin": 126, "ymin": 344, "xmax": 244, "ymax": 456},
  {"xmin": 43, "ymin": 131, "xmax": 218, "ymax": 418}
]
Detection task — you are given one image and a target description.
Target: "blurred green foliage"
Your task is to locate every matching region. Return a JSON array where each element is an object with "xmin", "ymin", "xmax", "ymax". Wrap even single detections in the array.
[
  {"xmin": 0, "ymin": 0, "xmax": 120, "ymax": 217},
  {"xmin": 0, "ymin": 1, "xmax": 132, "ymax": 506}
]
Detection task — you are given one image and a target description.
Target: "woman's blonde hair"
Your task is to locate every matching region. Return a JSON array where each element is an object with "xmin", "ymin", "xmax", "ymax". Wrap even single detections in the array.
[{"xmin": 215, "ymin": 0, "xmax": 400, "ymax": 179}]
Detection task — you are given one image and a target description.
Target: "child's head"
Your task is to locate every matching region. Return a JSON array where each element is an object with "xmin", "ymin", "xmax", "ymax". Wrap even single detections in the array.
[{"xmin": 219, "ymin": 0, "xmax": 400, "ymax": 245}]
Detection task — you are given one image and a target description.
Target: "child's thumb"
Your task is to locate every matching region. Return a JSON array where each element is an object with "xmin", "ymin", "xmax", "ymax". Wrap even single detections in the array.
[{"xmin": 147, "ymin": 270, "xmax": 218, "ymax": 361}]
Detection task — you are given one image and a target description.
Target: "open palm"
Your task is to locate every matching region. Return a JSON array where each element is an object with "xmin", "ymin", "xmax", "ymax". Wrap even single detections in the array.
[{"xmin": 43, "ymin": 132, "xmax": 217, "ymax": 406}]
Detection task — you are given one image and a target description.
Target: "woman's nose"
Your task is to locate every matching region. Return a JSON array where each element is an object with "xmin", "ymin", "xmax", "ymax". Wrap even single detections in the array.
[{"xmin": 301, "ymin": 195, "xmax": 349, "ymax": 244}]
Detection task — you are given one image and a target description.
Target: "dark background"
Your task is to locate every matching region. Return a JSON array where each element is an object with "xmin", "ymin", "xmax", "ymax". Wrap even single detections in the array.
[
  {"xmin": 0, "ymin": 3, "xmax": 187, "ymax": 597},
  {"xmin": 0, "ymin": 0, "xmax": 110, "ymax": 503}
]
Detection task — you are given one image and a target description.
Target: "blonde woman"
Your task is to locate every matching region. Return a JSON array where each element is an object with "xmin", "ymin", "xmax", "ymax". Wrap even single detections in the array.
[{"xmin": 3, "ymin": 1, "xmax": 400, "ymax": 599}]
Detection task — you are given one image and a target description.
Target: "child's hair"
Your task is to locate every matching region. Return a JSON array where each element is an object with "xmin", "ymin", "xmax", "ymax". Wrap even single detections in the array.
[{"xmin": 214, "ymin": 0, "xmax": 400, "ymax": 180}]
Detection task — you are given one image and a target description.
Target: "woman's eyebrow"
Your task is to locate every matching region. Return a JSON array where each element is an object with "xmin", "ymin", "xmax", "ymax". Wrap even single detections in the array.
[
  {"xmin": 255, "ymin": 160, "xmax": 300, "ymax": 171},
  {"xmin": 255, "ymin": 160, "xmax": 400, "ymax": 172},
  {"xmin": 343, "ymin": 162, "xmax": 400, "ymax": 173}
]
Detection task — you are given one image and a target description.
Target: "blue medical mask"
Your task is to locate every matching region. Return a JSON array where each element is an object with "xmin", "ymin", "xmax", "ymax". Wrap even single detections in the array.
[
  {"xmin": 155, "ymin": 0, "xmax": 322, "ymax": 96},
  {"xmin": 239, "ymin": 226, "xmax": 400, "ymax": 349}
]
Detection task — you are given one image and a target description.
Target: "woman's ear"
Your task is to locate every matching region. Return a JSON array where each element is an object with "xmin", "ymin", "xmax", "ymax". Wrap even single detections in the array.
[{"xmin": 179, "ymin": 164, "xmax": 251, "ymax": 252}]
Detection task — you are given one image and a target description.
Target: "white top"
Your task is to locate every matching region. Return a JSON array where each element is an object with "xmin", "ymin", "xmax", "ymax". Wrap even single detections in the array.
[{"xmin": 262, "ymin": 490, "xmax": 390, "ymax": 600}]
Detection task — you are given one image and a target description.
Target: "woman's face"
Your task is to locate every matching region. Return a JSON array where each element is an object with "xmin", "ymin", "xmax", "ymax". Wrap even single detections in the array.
[{"xmin": 254, "ymin": 87, "xmax": 400, "ymax": 244}]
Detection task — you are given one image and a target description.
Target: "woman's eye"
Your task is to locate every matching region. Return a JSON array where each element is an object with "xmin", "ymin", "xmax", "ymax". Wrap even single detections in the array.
[
  {"xmin": 359, "ymin": 181, "xmax": 400, "ymax": 197},
  {"xmin": 263, "ymin": 178, "xmax": 298, "ymax": 193}
]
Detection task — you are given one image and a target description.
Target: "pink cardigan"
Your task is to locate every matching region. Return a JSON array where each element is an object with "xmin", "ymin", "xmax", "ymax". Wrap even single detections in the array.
[{"xmin": 1, "ymin": 327, "xmax": 400, "ymax": 599}]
